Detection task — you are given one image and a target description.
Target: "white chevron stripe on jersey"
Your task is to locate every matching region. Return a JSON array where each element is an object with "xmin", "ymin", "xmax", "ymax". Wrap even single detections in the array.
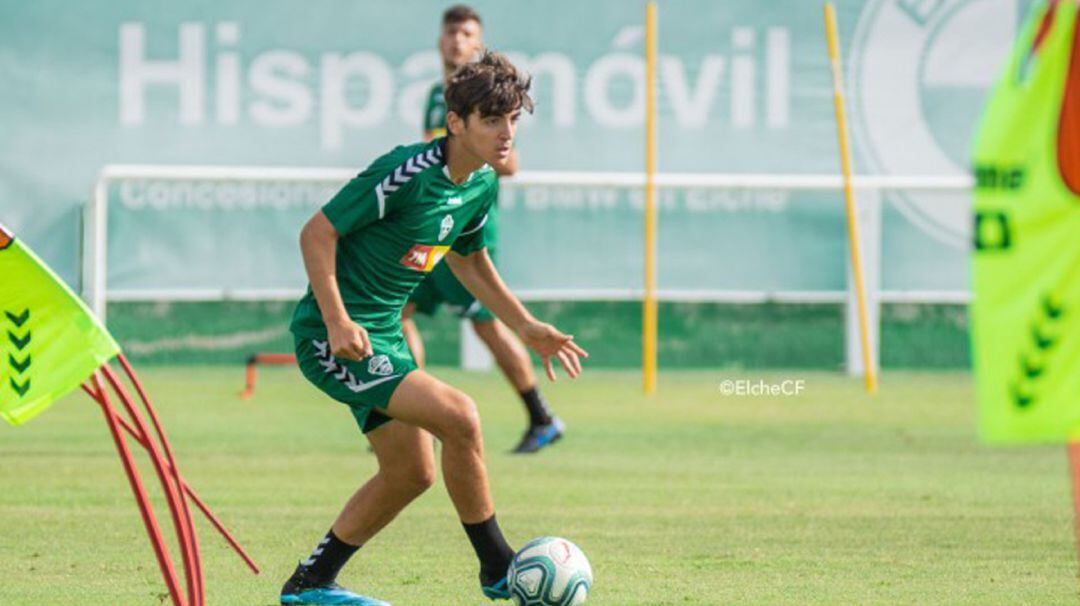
[
  {"xmin": 375, "ymin": 186, "xmax": 387, "ymax": 219},
  {"xmin": 373, "ymin": 145, "xmax": 443, "ymax": 219}
]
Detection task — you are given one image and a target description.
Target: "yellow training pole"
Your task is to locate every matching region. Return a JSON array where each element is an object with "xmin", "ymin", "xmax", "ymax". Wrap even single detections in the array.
[
  {"xmin": 824, "ymin": 2, "xmax": 878, "ymax": 394},
  {"xmin": 643, "ymin": 0, "xmax": 658, "ymax": 394}
]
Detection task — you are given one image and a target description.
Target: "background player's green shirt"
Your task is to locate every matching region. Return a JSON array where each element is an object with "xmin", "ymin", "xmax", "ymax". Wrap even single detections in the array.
[
  {"xmin": 423, "ymin": 82, "xmax": 447, "ymax": 139},
  {"xmin": 290, "ymin": 138, "xmax": 497, "ymax": 337}
]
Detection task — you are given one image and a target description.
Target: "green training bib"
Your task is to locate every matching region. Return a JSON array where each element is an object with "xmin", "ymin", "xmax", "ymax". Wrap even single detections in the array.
[
  {"xmin": 0, "ymin": 223, "xmax": 119, "ymax": 425},
  {"xmin": 972, "ymin": 0, "xmax": 1080, "ymax": 443}
]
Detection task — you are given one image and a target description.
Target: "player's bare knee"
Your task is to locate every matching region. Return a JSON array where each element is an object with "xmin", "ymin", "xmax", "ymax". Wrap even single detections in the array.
[
  {"xmin": 441, "ymin": 391, "xmax": 483, "ymax": 448},
  {"xmin": 400, "ymin": 460, "xmax": 437, "ymax": 495},
  {"xmin": 382, "ymin": 453, "xmax": 437, "ymax": 495}
]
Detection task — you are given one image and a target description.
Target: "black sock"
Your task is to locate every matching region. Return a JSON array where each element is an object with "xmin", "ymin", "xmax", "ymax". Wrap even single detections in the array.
[
  {"xmin": 295, "ymin": 529, "xmax": 360, "ymax": 586},
  {"xmin": 463, "ymin": 514, "xmax": 515, "ymax": 583},
  {"xmin": 520, "ymin": 386, "xmax": 554, "ymax": 427}
]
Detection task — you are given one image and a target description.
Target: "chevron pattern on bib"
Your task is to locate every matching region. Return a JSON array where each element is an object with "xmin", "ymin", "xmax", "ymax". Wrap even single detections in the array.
[{"xmin": 374, "ymin": 146, "xmax": 443, "ymax": 218}]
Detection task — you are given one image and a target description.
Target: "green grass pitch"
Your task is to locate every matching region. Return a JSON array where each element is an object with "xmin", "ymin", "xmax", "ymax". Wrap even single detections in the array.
[{"xmin": 0, "ymin": 368, "xmax": 1076, "ymax": 604}]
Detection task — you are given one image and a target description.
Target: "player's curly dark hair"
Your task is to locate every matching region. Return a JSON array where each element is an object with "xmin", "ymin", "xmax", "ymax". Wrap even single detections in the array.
[
  {"xmin": 445, "ymin": 50, "xmax": 534, "ymax": 124},
  {"xmin": 442, "ymin": 4, "xmax": 482, "ymax": 27}
]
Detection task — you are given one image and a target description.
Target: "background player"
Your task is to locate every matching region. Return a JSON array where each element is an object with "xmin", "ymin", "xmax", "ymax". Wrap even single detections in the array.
[
  {"xmin": 404, "ymin": 4, "xmax": 565, "ymax": 454},
  {"xmin": 281, "ymin": 52, "xmax": 587, "ymax": 605}
]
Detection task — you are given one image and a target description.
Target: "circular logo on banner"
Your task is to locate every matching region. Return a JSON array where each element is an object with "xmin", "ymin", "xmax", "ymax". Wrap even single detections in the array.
[{"xmin": 850, "ymin": 0, "xmax": 1019, "ymax": 248}]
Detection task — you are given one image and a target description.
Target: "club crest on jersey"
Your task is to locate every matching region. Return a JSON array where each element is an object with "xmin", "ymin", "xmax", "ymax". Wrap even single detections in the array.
[
  {"xmin": 438, "ymin": 215, "xmax": 454, "ymax": 242},
  {"xmin": 400, "ymin": 244, "xmax": 450, "ymax": 272},
  {"xmin": 368, "ymin": 354, "xmax": 394, "ymax": 377}
]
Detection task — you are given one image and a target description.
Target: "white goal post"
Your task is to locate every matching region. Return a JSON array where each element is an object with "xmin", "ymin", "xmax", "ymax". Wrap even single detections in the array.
[{"xmin": 84, "ymin": 165, "xmax": 973, "ymax": 374}]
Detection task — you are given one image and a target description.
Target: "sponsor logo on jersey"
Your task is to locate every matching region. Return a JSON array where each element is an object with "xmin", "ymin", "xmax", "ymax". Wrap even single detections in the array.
[
  {"xmin": 368, "ymin": 354, "xmax": 394, "ymax": 377},
  {"xmin": 439, "ymin": 214, "xmax": 454, "ymax": 241},
  {"xmin": 0, "ymin": 224, "xmax": 12, "ymax": 250},
  {"xmin": 447, "ymin": 196, "xmax": 463, "ymax": 206},
  {"xmin": 400, "ymin": 244, "xmax": 450, "ymax": 272}
]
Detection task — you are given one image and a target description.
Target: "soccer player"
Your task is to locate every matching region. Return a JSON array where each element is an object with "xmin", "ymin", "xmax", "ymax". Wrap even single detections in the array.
[
  {"xmin": 280, "ymin": 51, "xmax": 586, "ymax": 606},
  {"xmin": 405, "ymin": 4, "xmax": 566, "ymax": 454}
]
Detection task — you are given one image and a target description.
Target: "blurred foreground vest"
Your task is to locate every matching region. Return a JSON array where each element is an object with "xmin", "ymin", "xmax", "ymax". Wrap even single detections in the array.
[{"xmin": 972, "ymin": 0, "xmax": 1080, "ymax": 442}]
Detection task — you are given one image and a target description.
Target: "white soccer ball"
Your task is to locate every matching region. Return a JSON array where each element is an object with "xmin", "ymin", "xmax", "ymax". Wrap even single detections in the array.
[{"xmin": 508, "ymin": 536, "xmax": 593, "ymax": 606}]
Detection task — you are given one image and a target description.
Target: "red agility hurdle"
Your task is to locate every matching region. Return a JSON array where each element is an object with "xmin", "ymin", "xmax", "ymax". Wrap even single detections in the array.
[
  {"xmin": 81, "ymin": 354, "xmax": 260, "ymax": 606},
  {"xmin": 240, "ymin": 352, "xmax": 297, "ymax": 399}
]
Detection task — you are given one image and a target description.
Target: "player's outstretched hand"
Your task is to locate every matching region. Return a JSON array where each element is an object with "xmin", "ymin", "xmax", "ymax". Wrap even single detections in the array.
[
  {"xmin": 518, "ymin": 321, "xmax": 588, "ymax": 381},
  {"xmin": 327, "ymin": 318, "xmax": 373, "ymax": 361}
]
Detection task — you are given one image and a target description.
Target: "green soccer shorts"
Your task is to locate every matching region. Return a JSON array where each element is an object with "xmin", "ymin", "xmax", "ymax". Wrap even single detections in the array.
[
  {"xmin": 408, "ymin": 250, "xmax": 496, "ymax": 322},
  {"xmin": 294, "ymin": 331, "xmax": 418, "ymax": 434}
]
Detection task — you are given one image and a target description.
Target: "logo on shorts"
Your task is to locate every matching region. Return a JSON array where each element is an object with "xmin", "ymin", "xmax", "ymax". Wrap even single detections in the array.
[
  {"xmin": 368, "ymin": 354, "xmax": 394, "ymax": 377},
  {"xmin": 312, "ymin": 340, "xmax": 401, "ymax": 393},
  {"xmin": 0, "ymin": 224, "xmax": 13, "ymax": 250},
  {"xmin": 439, "ymin": 214, "xmax": 454, "ymax": 241},
  {"xmin": 400, "ymin": 244, "xmax": 450, "ymax": 272}
]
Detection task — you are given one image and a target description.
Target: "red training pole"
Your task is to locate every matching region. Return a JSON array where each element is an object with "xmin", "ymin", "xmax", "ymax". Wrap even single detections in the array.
[
  {"xmin": 240, "ymin": 358, "xmax": 257, "ymax": 400},
  {"xmin": 111, "ymin": 409, "xmax": 262, "ymax": 574},
  {"xmin": 90, "ymin": 372, "xmax": 187, "ymax": 606},
  {"xmin": 101, "ymin": 364, "xmax": 204, "ymax": 606},
  {"xmin": 82, "ymin": 376, "xmax": 262, "ymax": 575},
  {"xmin": 114, "ymin": 356, "xmax": 208, "ymax": 600}
]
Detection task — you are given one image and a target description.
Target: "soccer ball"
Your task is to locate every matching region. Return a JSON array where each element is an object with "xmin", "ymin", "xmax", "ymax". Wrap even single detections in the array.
[{"xmin": 507, "ymin": 536, "xmax": 593, "ymax": 606}]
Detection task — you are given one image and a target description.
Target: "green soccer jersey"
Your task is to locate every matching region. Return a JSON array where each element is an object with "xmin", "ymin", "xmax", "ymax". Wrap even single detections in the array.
[
  {"xmin": 423, "ymin": 82, "xmax": 448, "ymax": 139},
  {"xmin": 421, "ymin": 80, "xmax": 499, "ymax": 248},
  {"xmin": 290, "ymin": 138, "xmax": 497, "ymax": 338}
]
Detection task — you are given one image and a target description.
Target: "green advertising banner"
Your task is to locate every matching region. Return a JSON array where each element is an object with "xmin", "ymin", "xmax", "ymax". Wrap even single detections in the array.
[
  {"xmin": 972, "ymin": 0, "xmax": 1080, "ymax": 443},
  {"xmin": 0, "ymin": 0, "xmax": 1033, "ymax": 296}
]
